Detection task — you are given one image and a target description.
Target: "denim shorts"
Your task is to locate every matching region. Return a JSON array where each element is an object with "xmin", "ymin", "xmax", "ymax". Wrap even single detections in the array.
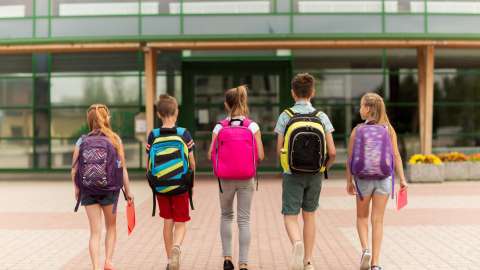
[
  {"xmin": 81, "ymin": 192, "xmax": 118, "ymax": 206},
  {"xmin": 356, "ymin": 177, "xmax": 392, "ymax": 197}
]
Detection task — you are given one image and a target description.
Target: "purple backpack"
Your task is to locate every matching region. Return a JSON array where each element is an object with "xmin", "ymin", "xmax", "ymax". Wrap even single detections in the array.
[
  {"xmin": 74, "ymin": 132, "xmax": 124, "ymax": 212},
  {"xmin": 349, "ymin": 124, "xmax": 394, "ymax": 199}
]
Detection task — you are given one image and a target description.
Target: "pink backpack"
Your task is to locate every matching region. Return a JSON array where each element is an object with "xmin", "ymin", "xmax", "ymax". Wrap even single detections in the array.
[{"xmin": 211, "ymin": 118, "xmax": 258, "ymax": 180}]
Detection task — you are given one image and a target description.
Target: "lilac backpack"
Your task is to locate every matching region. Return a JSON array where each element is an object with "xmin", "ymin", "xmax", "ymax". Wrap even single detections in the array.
[
  {"xmin": 74, "ymin": 132, "xmax": 124, "ymax": 212},
  {"xmin": 211, "ymin": 118, "xmax": 258, "ymax": 183},
  {"xmin": 349, "ymin": 124, "xmax": 394, "ymax": 199}
]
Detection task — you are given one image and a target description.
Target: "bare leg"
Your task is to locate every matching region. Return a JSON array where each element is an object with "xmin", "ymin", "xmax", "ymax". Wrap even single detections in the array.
[
  {"xmin": 284, "ymin": 214, "xmax": 304, "ymax": 270},
  {"xmin": 85, "ymin": 204, "xmax": 102, "ymax": 270},
  {"xmin": 102, "ymin": 204, "xmax": 117, "ymax": 268},
  {"xmin": 173, "ymin": 222, "xmax": 187, "ymax": 246},
  {"xmin": 371, "ymin": 194, "xmax": 388, "ymax": 266},
  {"xmin": 284, "ymin": 215, "xmax": 302, "ymax": 244},
  {"xmin": 163, "ymin": 219, "xmax": 174, "ymax": 259},
  {"xmin": 356, "ymin": 195, "xmax": 372, "ymax": 251},
  {"xmin": 302, "ymin": 210, "xmax": 316, "ymax": 264}
]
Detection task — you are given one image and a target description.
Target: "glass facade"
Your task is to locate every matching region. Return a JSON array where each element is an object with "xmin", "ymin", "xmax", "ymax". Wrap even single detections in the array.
[
  {"xmin": 1, "ymin": 1, "xmax": 480, "ymax": 171},
  {"xmin": 432, "ymin": 49, "xmax": 480, "ymax": 153},
  {"xmin": 0, "ymin": 52, "xmax": 182, "ymax": 170},
  {"xmin": 1, "ymin": 48, "xmax": 480, "ymax": 171}
]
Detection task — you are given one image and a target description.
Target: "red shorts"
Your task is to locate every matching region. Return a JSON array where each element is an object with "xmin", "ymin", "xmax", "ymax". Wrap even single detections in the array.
[{"xmin": 156, "ymin": 193, "xmax": 190, "ymax": 222}]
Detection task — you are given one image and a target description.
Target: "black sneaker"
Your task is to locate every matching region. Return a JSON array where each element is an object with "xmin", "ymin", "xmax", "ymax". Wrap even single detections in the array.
[
  {"xmin": 166, "ymin": 264, "xmax": 169, "ymax": 270},
  {"xmin": 224, "ymin": 259, "xmax": 235, "ymax": 270}
]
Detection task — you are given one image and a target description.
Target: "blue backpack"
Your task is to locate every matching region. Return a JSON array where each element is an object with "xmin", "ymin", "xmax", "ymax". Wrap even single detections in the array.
[{"xmin": 147, "ymin": 127, "xmax": 194, "ymax": 216}]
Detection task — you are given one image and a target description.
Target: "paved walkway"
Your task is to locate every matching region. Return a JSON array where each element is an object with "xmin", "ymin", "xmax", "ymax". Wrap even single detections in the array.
[{"xmin": 1, "ymin": 178, "xmax": 479, "ymax": 270}]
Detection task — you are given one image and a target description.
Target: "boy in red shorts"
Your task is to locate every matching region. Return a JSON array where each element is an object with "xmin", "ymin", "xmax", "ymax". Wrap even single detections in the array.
[{"xmin": 146, "ymin": 94, "xmax": 196, "ymax": 270}]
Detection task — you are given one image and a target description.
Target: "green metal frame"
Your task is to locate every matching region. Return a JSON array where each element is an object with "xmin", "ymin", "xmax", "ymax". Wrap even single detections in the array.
[{"xmin": 3, "ymin": 0, "xmax": 480, "ymax": 44}]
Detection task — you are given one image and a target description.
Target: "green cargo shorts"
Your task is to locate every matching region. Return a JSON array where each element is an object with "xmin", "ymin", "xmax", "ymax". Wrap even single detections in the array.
[{"xmin": 282, "ymin": 173, "xmax": 323, "ymax": 215}]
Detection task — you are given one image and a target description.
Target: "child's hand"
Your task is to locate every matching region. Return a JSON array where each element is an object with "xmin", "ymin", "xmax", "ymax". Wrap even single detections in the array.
[
  {"xmin": 346, "ymin": 181, "xmax": 357, "ymax": 195},
  {"xmin": 126, "ymin": 190, "xmax": 134, "ymax": 202},
  {"xmin": 400, "ymin": 179, "xmax": 408, "ymax": 190}
]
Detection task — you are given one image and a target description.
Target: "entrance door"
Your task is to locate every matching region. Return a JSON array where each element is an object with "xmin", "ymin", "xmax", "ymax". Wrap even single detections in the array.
[{"xmin": 180, "ymin": 60, "xmax": 292, "ymax": 171}]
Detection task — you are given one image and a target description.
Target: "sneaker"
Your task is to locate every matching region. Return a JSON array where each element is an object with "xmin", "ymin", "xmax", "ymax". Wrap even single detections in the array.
[
  {"xmin": 166, "ymin": 264, "xmax": 170, "ymax": 270},
  {"xmin": 360, "ymin": 249, "xmax": 371, "ymax": 270},
  {"xmin": 304, "ymin": 261, "xmax": 314, "ymax": 270},
  {"xmin": 371, "ymin": 266, "xmax": 383, "ymax": 270},
  {"xmin": 289, "ymin": 241, "xmax": 304, "ymax": 270},
  {"xmin": 223, "ymin": 259, "xmax": 234, "ymax": 270},
  {"xmin": 170, "ymin": 245, "xmax": 181, "ymax": 270}
]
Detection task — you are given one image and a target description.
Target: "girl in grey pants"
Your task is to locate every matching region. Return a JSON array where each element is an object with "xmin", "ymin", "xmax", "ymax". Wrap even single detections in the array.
[
  {"xmin": 219, "ymin": 179, "xmax": 255, "ymax": 269},
  {"xmin": 208, "ymin": 85, "xmax": 265, "ymax": 270}
]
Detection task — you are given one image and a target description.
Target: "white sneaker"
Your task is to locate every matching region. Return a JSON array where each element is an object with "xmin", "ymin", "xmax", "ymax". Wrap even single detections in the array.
[
  {"xmin": 304, "ymin": 261, "xmax": 315, "ymax": 270},
  {"xmin": 360, "ymin": 249, "xmax": 371, "ymax": 270},
  {"xmin": 170, "ymin": 245, "xmax": 181, "ymax": 270},
  {"xmin": 289, "ymin": 241, "xmax": 304, "ymax": 270}
]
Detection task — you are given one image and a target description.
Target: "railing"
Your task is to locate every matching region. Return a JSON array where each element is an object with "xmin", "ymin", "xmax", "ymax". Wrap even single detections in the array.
[{"xmin": 1, "ymin": 0, "xmax": 480, "ymax": 43}]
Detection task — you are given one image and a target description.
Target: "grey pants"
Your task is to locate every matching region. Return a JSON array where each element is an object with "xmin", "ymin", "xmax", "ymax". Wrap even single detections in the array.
[{"xmin": 219, "ymin": 179, "xmax": 254, "ymax": 264}]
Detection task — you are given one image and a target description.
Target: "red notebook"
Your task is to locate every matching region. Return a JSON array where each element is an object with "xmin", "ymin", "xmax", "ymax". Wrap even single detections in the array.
[
  {"xmin": 126, "ymin": 201, "xmax": 136, "ymax": 235},
  {"xmin": 396, "ymin": 188, "xmax": 408, "ymax": 211}
]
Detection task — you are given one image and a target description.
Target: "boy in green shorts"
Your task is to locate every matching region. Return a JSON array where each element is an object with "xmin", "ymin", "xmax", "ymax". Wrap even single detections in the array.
[{"xmin": 274, "ymin": 73, "xmax": 336, "ymax": 270}]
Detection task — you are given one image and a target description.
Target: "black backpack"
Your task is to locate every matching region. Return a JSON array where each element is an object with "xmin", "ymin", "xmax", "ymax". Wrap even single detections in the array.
[{"xmin": 281, "ymin": 108, "xmax": 328, "ymax": 177}]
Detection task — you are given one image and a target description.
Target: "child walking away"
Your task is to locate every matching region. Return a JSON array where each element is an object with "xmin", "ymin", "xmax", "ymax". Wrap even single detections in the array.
[
  {"xmin": 146, "ymin": 94, "xmax": 196, "ymax": 270},
  {"xmin": 208, "ymin": 85, "xmax": 265, "ymax": 270},
  {"xmin": 275, "ymin": 74, "xmax": 336, "ymax": 270},
  {"xmin": 346, "ymin": 93, "xmax": 408, "ymax": 270},
  {"xmin": 71, "ymin": 104, "xmax": 134, "ymax": 270}
]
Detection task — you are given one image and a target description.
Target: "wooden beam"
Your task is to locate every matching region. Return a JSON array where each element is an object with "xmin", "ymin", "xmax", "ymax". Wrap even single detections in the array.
[
  {"xmin": 417, "ymin": 47, "xmax": 426, "ymax": 153},
  {"xmin": 2, "ymin": 39, "xmax": 480, "ymax": 55},
  {"xmin": 424, "ymin": 46, "xmax": 435, "ymax": 155},
  {"xmin": 144, "ymin": 48, "xmax": 157, "ymax": 137},
  {"xmin": 417, "ymin": 46, "xmax": 435, "ymax": 154},
  {"xmin": 3, "ymin": 39, "xmax": 480, "ymax": 55},
  {"xmin": 149, "ymin": 40, "xmax": 480, "ymax": 50},
  {"xmin": 0, "ymin": 43, "xmax": 140, "ymax": 54}
]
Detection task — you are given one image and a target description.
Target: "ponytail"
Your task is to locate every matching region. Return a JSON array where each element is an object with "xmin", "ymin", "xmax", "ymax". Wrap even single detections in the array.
[{"xmin": 225, "ymin": 85, "xmax": 249, "ymax": 117}]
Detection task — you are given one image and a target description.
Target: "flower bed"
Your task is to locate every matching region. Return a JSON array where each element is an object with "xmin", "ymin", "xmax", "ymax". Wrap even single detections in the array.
[
  {"xmin": 408, "ymin": 154, "xmax": 444, "ymax": 183},
  {"xmin": 438, "ymin": 152, "xmax": 470, "ymax": 181},
  {"xmin": 468, "ymin": 154, "xmax": 480, "ymax": 180}
]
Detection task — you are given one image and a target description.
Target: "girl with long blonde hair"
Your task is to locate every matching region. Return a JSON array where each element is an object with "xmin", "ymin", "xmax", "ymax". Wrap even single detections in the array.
[
  {"xmin": 71, "ymin": 104, "xmax": 134, "ymax": 270},
  {"xmin": 346, "ymin": 93, "xmax": 408, "ymax": 270}
]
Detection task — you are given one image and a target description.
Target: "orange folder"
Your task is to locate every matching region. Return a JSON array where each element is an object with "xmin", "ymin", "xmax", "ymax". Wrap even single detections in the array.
[
  {"xmin": 396, "ymin": 188, "xmax": 408, "ymax": 211},
  {"xmin": 126, "ymin": 201, "xmax": 136, "ymax": 235}
]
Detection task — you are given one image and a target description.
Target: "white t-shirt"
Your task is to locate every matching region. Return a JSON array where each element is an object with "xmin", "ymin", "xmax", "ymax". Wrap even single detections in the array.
[{"xmin": 212, "ymin": 116, "xmax": 260, "ymax": 135}]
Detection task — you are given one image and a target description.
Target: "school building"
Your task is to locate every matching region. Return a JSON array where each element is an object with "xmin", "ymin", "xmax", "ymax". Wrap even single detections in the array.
[{"xmin": 0, "ymin": 0, "xmax": 479, "ymax": 172}]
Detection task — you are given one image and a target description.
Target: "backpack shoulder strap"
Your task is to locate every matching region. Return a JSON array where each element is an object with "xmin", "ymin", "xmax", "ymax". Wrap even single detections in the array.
[
  {"xmin": 219, "ymin": 119, "xmax": 230, "ymax": 127},
  {"xmin": 152, "ymin": 128, "xmax": 160, "ymax": 138},
  {"xmin": 283, "ymin": 108, "xmax": 296, "ymax": 118},
  {"xmin": 308, "ymin": 109, "xmax": 320, "ymax": 117},
  {"xmin": 176, "ymin": 127, "xmax": 186, "ymax": 136},
  {"xmin": 242, "ymin": 117, "xmax": 252, "ymax": 127}
]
